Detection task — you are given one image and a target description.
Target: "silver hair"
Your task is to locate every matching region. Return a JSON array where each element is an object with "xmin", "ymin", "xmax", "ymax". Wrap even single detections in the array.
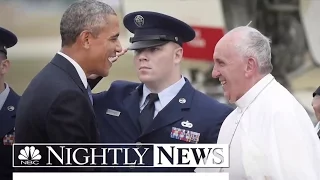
[
  {"xmin": 231, "ymin": 26, "xmax": 273, "ymax": 74},
  {"xmin": 60, "ymin": 0, "xmax": 116, "ymax": 46}
]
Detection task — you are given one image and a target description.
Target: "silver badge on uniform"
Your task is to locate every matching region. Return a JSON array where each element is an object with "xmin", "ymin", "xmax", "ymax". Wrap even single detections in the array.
[
  {"xmin": 106, "ymin": 109, "xmax": 121, "ymax": 117},
  {"xmin": 179, "ymin": 98, "xmax": 186, "ymax": 104},
  {"xmin": 134, "ymin": 15, "xmax": 144, "ymax": 27},
  {"xmin": 181, "ymin": 120, "xmax": 193, "ymax": 128},
  {"xmin": 7, "ymin": 106, "xmax": 14, "ymax": 111}
]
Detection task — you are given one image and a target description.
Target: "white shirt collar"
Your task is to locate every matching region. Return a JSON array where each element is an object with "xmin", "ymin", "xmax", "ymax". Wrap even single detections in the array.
[
  {"xmin": 57, "ymin": 52, "xmax": 88, "ymax": 88},
  {"xmin": 315, "ymin": 121, "xmax": 320, "ymax": 133},
  {"xmin": 140, "ymin": 76, "xmax": 186, "ymax": 108},
  {"xmin": 0, "ymin": 82, "xmax": 11, "ymax": 111},
  {"xmin": 235, "ymin": 74, "xmax": 275, "ymax": 110}
]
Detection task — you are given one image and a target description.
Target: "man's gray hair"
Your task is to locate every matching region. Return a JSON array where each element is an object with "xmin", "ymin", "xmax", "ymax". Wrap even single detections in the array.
[
  {"xmin": 60, "ymin": 0, "xmax": 116, "ymax": 46},
  {"xmin": 231, "ymin": 26, "xmax": 273, "ymax": 74}
]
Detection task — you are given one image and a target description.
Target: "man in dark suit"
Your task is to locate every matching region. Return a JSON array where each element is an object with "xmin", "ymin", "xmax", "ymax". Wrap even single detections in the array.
[
  {"xmin": 89, "ymin": 11, "xmax": 234, "ymax": 172},
  {"xmin": 312, "ymin": 86, "xmax": 320, "ymax": 139},
  {"xmin": 0, "ymin": 27, "xmax": 20, "ymax": 180},
  {"xmin": 14, "ymin": 0, "xmax": 123, "ymax": 170}
]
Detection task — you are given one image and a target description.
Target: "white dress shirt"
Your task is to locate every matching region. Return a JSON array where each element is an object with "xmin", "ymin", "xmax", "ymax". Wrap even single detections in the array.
[
  {"xmin": 0, "ymin": 82, "xmax": 10, "ymax": 111},
  {"xmin": 195, "ymin": 74, "xmax": 320, "ymax": 180},
  {"xmin": 139, "ymin": 76, "xmax": 186, "ymax": 118},
  {"xmin": 57, "ymin": 52, "xmax": 88, "ymax": 89}
]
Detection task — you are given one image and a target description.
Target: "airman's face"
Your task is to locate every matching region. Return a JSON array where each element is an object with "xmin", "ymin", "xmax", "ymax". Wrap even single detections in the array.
[
  {"xmin": 0, "ymin": 58, "xmax": 10, "ymax": 79},
  {"xmin": 312, "ymin": 95, "xmax": 320, "ymax": 121},
  {"xmin": 133, "ymin": 42, "xmax": 182, "ymax": 84}
]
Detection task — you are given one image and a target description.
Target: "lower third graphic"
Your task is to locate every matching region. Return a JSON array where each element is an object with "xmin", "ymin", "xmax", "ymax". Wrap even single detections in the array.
[{"xmin": 18, "ymin": 146, "xmax": 42, "ymax": 165}]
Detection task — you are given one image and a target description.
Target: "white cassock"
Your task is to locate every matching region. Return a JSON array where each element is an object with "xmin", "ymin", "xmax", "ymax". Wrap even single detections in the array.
[{"xmin": 195, "ymin": 74, "xmax": 320, "ymax": 180}]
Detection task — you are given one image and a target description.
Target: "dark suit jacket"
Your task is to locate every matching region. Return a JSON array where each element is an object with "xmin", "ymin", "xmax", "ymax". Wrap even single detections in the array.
[
  {"xmin": 91, "ymin": 79, "xmax": 234, "ymax": 172},
  {"xmin": 0, "ymin": 88, "xmax": 19, "ymax": 180},
  {"xmin": 14, "ymin": 54, "xmax": 99, "ymax": 171}
]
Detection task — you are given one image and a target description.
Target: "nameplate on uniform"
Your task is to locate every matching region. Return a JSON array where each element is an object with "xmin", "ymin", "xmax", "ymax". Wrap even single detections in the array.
[
  {"xmin": 106, "ymin": 109, "xmax": 121, "ymax": 117},
  {"xmin": 170, "ymin": 127, "xmax": 200, "ymax": 143},
  {"xmin": 3, "ymin": 132, "xmax": 15, "ymax": 145}
]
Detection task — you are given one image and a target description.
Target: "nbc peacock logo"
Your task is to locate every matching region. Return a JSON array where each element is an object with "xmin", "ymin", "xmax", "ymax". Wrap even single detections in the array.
[{"xmin": 18, "ymin": 146, "xmax": 42, "ymax": 165}]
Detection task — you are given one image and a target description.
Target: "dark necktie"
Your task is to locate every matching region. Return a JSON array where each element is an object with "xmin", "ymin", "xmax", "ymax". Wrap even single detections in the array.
[
  {"xmin": 139, "ymin": 93, "xmax": 159, "ymax": 132},
  {"xmin": 87, "ymin": 85, "xmax": 93, "ymax": 105},
  {"xmin": 317, "ymin": 129, "xmax": 320, "ymax": 139}
]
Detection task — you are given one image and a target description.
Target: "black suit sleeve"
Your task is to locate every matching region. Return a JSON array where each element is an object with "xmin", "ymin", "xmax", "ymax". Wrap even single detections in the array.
[
  {"xmin": 313, "ymin": 86, "xmax": 320, "ymax": 97},
  {"xmin": 42, "ymin": 90, "xmax": 98, "ymax": 172},
  {"xmin": 88, "ymin": 76, "xmax": 103, "ymax": 90},
  {"xmin": 46, "ymin": 90, "xmax": 96, "ymax": 143}
]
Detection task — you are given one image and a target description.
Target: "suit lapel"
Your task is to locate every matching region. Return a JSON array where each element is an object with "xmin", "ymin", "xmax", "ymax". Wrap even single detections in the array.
[
  {"xmin": 50, "ymin": 54, "xmax": 90, "ymax": 103},
  {"xmin": 123, "ymin": 84, "xmax": 143, "ymax": 134},
  {"xmin": 140, "ymin": 80, "xmax": 195, "ymax": 137},
  {"xmin": 0, "ymin": 88, "xmax": 19, "ymax": 137}
]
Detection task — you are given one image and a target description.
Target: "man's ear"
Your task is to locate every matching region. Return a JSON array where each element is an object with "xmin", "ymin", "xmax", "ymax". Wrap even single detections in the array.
[
  {"xmin": 78, "ymin": 30, "xmax": 92, "ymax": 49},
  {"xmin": 0, "ymin": 59, "xmax": 10, "ymax": 75},
  {"xmin": 173, "ymin": 47, "xmax": 183, "ymax": 64},
  {"xmin": 244, "ymin": 57, "xmax": 258, "ymax": 77}
]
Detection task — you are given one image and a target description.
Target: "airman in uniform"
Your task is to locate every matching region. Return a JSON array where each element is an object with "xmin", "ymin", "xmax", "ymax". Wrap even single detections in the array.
[
  {"xmin": 0, "ymin": 27, "xmax": 19, "ymax": 180},
  {"xmin": 89, "ymin": 11, "xmax": 233, "ymax": 172}
]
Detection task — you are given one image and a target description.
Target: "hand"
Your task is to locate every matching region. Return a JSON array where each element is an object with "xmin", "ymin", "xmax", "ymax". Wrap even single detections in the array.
[{"xmin": 108, "ymin": 48, "xmax": 128, "ymax": 63}]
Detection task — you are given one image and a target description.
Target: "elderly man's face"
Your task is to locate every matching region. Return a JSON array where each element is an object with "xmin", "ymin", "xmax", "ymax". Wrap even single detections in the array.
[
  {"xmin": 211, "ymin": 38, "xmax": 249, "ymax": 103},
  {"xmin": 312, "ymin": 95, "xmax": 320, "ymax": 121}
]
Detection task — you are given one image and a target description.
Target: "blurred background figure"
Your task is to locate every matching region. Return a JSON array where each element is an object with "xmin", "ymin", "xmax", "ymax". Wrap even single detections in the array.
[
  {"xmin": 1, "ymin": 0, "xmax": 319, "ymax": 122},
  {"xmin": 0, "ymin": 26, "xmax": 19, "ymax": 180}
]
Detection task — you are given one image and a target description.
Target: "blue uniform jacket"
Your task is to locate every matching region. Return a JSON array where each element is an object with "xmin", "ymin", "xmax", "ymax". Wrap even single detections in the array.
[
  {"xmin": 0, "ymin": 88, "xmax": 20, "ymax": 180},
  {"xmin": 93, "ymin": 78, "xmax": 233, "ymax": 172}
]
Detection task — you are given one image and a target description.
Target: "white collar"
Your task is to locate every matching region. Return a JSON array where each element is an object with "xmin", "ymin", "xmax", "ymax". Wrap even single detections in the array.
[
  {"xmin": 57, "ymin": 52, "xmax": 88, "ymax": 88},
  {"xmin": 315, "ymin": 121, "xmax": 320, "ymax": 133},
  {"xmin": 0, "ymin": 82, "xmax": 11, "ymax": 110},
  {"xmin": 0, "ymin": 82, "xmax": 10, "ymax": 94},
  {"xmin": 140, "ymin": 76, "xmax": 186, "ymax": 108},
  {"xmin": 235, "ymin": 74, "xmax": 275, "ymax": 110}
]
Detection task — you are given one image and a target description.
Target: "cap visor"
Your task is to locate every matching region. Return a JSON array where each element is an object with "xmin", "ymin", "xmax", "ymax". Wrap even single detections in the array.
[{"xmin": 128, "ymin": 40, "xmax": 168, "ymax": 50}]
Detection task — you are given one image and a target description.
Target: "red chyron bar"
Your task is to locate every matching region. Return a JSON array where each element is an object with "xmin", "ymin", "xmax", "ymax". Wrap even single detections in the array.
[{"xmin": 12, "ymin": 143, "xmax": 229, "ymax": 168}]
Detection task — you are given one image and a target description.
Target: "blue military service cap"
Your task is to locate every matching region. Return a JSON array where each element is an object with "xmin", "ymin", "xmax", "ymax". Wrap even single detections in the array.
[
  {"xmin": 123, "ymin": 11, "xmax": 196, "ymax": 50},
  {"xmin": 0, "ymin": 27, "xmax": 18, "ymax": 58}
]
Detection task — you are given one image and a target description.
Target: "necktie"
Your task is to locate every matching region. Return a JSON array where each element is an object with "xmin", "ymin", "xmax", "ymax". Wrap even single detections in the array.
[
  {"xmin": 317, "ymin": 129, "xmax": 320, "ymax": 139},
  {"xmin": 87, "ymin": 85, "xmax": 93, "ymax": 105},
  {"xmin": 139, "ymin": 93, "xmax": 159, "ymax": 132}
]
